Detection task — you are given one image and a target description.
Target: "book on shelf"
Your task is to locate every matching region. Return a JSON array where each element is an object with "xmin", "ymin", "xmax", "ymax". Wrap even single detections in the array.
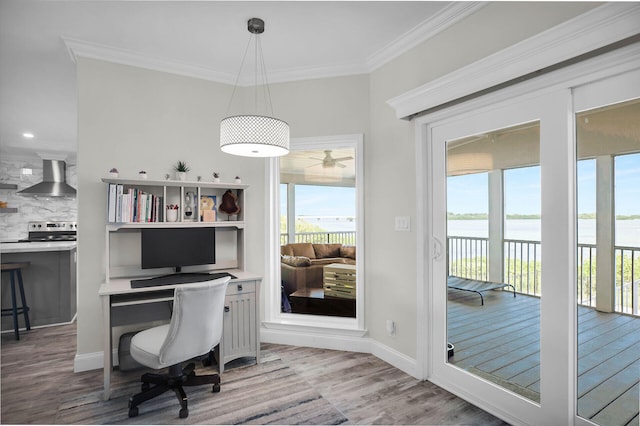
[{"xmin": 107, "ymin": 184, "xmax": 162, "ymax": 223}]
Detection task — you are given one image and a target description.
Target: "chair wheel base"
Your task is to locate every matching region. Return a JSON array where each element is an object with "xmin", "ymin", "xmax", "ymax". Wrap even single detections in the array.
[
  {"xmin": 212, "ymin": 383, "xmax": 220, "ymax": 393},
  {"xmin": 128, "ymin": 406, "xmax": 139, "ymax": 418},
  {"xmin": 179, "ymin": 408, "xmax": 189, "ymax": 418}
]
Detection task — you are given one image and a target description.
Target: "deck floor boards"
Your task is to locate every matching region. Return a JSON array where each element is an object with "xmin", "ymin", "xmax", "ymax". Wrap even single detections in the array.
[{"xmin": 447, "ymin": 277, "xmax": 640, "ymax": 426}]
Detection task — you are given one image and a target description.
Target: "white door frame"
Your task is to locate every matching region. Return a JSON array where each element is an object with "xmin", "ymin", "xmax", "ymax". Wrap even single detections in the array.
[{"xmin": 414, "ymin": 44, "xmax": 640, "ymax": 425}]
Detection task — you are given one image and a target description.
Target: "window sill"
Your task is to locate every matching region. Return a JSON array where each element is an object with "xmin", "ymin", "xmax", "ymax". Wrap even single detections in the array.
[{"xmin": 263, "ymin": 314, "xmax": 367, "ymax": 338}]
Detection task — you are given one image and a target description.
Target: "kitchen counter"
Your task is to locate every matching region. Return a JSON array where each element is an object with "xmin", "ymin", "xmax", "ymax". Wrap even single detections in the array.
[
  {"xmin": 1, "ymin": 242, "xmax": 77, "ymax": 331},
  {"xmin": 1, "ymin": 241, "xmax": 77, "ymax": 253}
]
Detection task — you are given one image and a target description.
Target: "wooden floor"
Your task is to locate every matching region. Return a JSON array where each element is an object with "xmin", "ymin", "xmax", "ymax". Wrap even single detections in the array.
[
  {"xmin": 1, "ymin": 323, "xmax": 506, "ymax": 425},
  {"xmin": 448, "ymin": 281, "xmax": 640, "ymax": 426}
]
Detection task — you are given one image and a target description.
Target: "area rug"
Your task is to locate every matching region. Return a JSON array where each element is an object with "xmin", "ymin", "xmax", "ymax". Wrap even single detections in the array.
[{"xmin": 56, "ymin": 355, "xmax": 348, "ymax": 425}]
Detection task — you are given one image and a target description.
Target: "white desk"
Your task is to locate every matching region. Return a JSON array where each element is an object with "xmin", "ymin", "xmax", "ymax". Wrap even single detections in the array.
[{"xmin": 99, "ymin": 269, "xmax": 261, "ymax": 400}]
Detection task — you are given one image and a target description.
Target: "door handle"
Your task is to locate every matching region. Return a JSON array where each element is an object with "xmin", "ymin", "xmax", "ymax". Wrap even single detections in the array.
[{"xmin": 433, "ymin": 237, "xmax": 443, "ymax": 260}]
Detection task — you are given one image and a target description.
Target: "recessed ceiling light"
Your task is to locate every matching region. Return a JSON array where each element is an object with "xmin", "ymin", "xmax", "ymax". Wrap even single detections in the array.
[{"xmin": 22, "ymin": 132, "xmax": 35, "ymax": 139}]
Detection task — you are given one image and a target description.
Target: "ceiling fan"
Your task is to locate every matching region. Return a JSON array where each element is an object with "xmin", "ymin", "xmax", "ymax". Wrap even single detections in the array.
[{"xmin": 308, "ymin": 150, "xmax": 354, "ymax": 168}]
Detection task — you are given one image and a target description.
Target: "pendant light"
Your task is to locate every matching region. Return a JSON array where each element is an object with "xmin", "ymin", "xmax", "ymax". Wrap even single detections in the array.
[{"xmin": 220, "ymin": 18, "xmax": 290, "ymax": 157}]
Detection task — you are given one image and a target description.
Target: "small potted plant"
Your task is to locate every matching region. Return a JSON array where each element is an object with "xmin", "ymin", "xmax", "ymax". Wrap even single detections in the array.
[
  {"xmin": 213, "ymin": 172, "xmax": 220, "ymax": 183},
  {"xmin": 165, "ymin": 204, "xmax": 179, "ymax": 222},
  {"xmin": 234, "ymin": 176, "xmax": 242, "ymax": 184},
  {"xmin": 109, "ymin": 168, "xmax": 119, "ymax": 178},
  {"xmin": 174, "ymin": 161, "xmax": 190, "ymax": 181},
  {"xmin": 138, "ymin": 170, "xmax": 147, "ymax": 179}
]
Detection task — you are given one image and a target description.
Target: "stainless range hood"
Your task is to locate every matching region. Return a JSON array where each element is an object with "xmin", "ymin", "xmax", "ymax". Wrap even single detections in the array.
[{"xmin": 17, "ymin": 160, "xmax": 76, "ymax": 198}]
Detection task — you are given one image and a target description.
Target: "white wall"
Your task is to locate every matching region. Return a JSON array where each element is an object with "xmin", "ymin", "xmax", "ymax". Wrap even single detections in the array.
[
  {"xmin": 75, "ymin": 59, "xmax": 369, "ymax": 359},
  {"xmin": 76, "ymin": 59, "xmax": 265, "ymax": 355},
  {"xmin": 75, "ymin": 1, "xmax": 598, "ymax": 364},
  {"xmin": 365, "ymin": 1, "xmax": 598, "ymax": 358}
]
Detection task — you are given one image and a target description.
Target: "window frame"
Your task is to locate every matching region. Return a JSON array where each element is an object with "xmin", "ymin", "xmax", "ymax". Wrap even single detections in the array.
[{"xmin": 264, "ymin": 134, "xmax": 365, "ymax": 338}]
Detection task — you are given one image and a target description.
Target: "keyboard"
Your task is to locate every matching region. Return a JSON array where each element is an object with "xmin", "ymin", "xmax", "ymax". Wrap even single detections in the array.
[{"xmin": 131, "ymin": 272, "xmax": 236, "ymax": 288}]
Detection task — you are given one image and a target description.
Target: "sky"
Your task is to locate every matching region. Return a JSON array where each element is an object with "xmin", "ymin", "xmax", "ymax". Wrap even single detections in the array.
[
  {"xmin": 280, "ymin": 184, "xmax": 356, "ymax": 217},
  {"xmin": 279, "ymin": 153, "xmax": 638, "ymax": 218},
  {"xmin": 447, "ymin": 152, "xmax": 639, "ymax": 216}
]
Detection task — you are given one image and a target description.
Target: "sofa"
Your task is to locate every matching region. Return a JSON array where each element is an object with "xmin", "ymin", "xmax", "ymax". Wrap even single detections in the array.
[{"xmin": 280, "ymin": 243, "xmax": 356, "ymax": 296}]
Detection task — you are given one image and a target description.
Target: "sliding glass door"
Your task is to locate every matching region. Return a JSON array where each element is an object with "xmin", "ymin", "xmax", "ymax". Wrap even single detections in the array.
[
  {"xmin": 428, "ymin": 88, "xmax": 575, "ymax": 424},
  {"xmin": 424, "ymin": 62, "xmax": 640, "ymax": 424},
  {"xmin": 574, "ymin": 71, "xmax": 640, "ymax": 426},
  {"xmin": 446, "ymin": 121, "xmax": 542, "ymax": 403}
]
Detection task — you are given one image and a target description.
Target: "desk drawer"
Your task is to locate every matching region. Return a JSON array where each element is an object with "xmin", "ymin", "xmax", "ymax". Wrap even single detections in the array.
[{"xmin": 226, "ymin": 280, "xmax": 256, "ymax": 296}]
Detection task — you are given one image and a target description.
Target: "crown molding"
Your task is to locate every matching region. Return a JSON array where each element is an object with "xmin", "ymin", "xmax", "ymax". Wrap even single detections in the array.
[
  {"xmin": 62, "ymin": 3, "xmax": 486, "ymax": 86},
  {"xmin": 62, "ymin": 36, "xmax": 237, "ymax": 84},
  {"xmin": 265, "ymin": 62, "xmax": 369, "ymax": 85},
  {"xmin": 63, "ymin": 36, "xmax": 370, "ymax": 85},
  {"xmin": 387, "ymin": 3, "xmax": 640, "ymax": 120},
  {"xmin": 366, "ymin": 2, "xmax": 486, "ymax": 72}
]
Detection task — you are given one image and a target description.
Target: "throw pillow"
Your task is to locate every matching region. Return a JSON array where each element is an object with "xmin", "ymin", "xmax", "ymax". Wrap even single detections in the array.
[
  {"xmin": 281, "ymin": 255, "xmax": 312, "ymax": 267},
  {"xmin": 340, "ymin": 245, "xmax": 356, "ymax": 259},
  {"xmin": 290, "ymin": 243, "xmax": 316, "ymax": 259},
  {"xmin": 313, "ymin": 243, "xmax": 342, "ymax": 258}
]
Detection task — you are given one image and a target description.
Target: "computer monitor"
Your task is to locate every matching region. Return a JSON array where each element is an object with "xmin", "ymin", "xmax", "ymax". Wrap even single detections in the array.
[{"xmin": 141, "ymin": 227, "xmax": 215, "ymax": 272}]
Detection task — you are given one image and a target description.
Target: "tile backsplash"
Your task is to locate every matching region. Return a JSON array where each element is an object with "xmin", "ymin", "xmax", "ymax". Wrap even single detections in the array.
[{"xmin": 0, "ymin": 159, "xmax": 77, "ymax": 241}]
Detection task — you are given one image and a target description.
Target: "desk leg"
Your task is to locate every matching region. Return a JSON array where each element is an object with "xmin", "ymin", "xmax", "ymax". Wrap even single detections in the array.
[{"xmin": 102, "ymin": 295, "xmax": 112, "ymax": 401}]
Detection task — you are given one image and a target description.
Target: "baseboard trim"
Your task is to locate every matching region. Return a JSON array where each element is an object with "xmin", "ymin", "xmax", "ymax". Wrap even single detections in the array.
[
  {"xmin": 370, "ymin": 339, "xmax": 419, "ymax": 378},
  {"xmin": 261, "ymin": 327, "xmax": 418, "ymax": 379},
  {"xmin": 1, "ymin": 317, "xmax": 76, "ymax": 334},
  {"xmin": 74, "ymin": 349, "xmax": 119, "ymax": 373},
  {"xmin": 76, "ymin": 329, "xmax": 419, "ymax": 379},
  {"xmin": 74, "ymin": 351, "xmax": 103, "ymax": 372}
]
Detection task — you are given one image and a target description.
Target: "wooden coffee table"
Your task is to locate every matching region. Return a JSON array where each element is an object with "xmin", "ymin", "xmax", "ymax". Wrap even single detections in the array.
[{"xmin": 288, "ymin": 288, "xmax": 356, "ymax": 317}]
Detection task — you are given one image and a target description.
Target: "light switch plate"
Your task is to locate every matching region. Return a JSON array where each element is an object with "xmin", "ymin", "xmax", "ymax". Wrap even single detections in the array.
[{"xmin": 395, "ymin": 216, "xmax": 410, "ymax": 231}]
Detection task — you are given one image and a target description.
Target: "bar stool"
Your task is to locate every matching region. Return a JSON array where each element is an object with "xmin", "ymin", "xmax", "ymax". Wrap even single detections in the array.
[{"xmin": 1, "ymin": 262, "xmax": 31, "ymax": 340}]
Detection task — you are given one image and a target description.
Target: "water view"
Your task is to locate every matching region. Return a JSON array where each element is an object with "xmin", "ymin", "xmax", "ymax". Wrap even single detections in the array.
[
  {"xmin": 295, "ymin": 216, "xmax": 356, "ymax": 232},
  {"xmin": 448, "ymin": 219, "xmax": 640, "ymax": 247}
]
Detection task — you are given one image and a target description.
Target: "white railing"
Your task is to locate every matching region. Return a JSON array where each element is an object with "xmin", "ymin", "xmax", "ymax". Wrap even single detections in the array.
[
  {"xmin": 448, "ymin": 236, "xmax": 639, "ymax": 316},
  {"xmin": 280, "ymin": 231, "xmax": 356, "ymax": 246},
  {"xmin": 504, "ymin": 239, "xmax": 541, "ymax": 297},
  {"xmin": 615, "ymin": 246, "xmax": 639, "ymax": 316},
  {"xmin": 447, "ymin": 236, "xmax": 488, "ymax": 281}
]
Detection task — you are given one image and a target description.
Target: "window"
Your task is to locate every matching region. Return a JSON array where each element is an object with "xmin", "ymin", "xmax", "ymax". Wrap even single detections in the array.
[{"xmin": 267, "ymin": 135, "xmax": 364, "ymax": 332}]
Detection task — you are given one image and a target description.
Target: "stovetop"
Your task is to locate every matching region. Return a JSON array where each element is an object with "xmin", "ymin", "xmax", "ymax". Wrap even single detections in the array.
[{"xmin": 22, "ymin": 221, "xmax": 77, "ymax": 242}]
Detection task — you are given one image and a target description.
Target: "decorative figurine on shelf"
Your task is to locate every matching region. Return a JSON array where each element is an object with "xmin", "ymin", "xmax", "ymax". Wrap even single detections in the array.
[
  {"xmin": 165, "ymin": 173, "xmax": 170, "ymax": 180},
  {"xmin": 138, "ymin": 170, "xmax": 147, "ymax": 179},
  {"xmin": 174, "ymin": 161, "xmax": 190, "ymax": 181},
  {"xmin": 212, "ymin": 172, "xmax": 220, "ymax": 183},
  {"xmin": 184, "ymin": 191, "xmax": 195, "ymax": 220},
  {"xmin": 109, "ymin": 168, "xmax": 119, "ymax": 178},
  {"xmin": 234, "ymin": 176, "xmax": 242, "ymax": 184},
  {"xmin": 219, "ymin": 189, "xmax": 241, "ymax": 218}
]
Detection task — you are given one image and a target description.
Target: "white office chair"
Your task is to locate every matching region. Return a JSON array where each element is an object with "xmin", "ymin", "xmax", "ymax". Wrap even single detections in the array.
[{"xmin": 127, "ymin": 276, "xmax": 230, "ymax": 419}]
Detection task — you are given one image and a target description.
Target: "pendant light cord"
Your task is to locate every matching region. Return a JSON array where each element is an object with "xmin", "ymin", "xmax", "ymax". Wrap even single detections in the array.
[
  {"xmin": 225, "ymin": 34, "xmax": 253, "ymax": 116},
  {"xmin": 257, "ymin": 36, "xmax": 275, "ymax": 117},
  {"xmin": 225, "ymin": 32, "xmax": 276, "ymax": 117}
]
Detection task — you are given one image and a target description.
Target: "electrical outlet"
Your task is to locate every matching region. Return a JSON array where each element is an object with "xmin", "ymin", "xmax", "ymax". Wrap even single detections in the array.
[
  {"xmin": 394, "ymin": 216, "xmax": 410, "ymax": 231},
  {"xmin": 386, "ymin": 319, "xmax": 395, "ymax": 336}
]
